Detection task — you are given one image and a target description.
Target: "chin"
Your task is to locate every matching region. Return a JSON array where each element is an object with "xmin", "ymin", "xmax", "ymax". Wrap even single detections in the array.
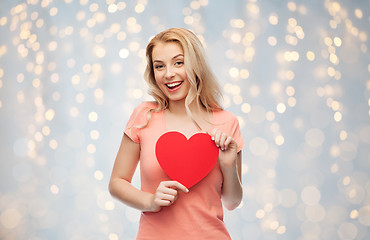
[{"xmin": 168, "ymin": 97, "xmax": 186, "ymax": 102}]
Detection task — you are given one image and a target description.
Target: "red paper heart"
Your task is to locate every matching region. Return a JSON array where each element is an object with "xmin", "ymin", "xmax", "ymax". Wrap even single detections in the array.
[{"xmin": 155, "ymin": 131, "xmax": 219, "ymax": 189}]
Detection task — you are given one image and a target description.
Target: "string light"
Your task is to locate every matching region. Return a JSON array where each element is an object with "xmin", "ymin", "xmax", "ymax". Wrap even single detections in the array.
[{"xmin": 0, "ymin": 1, "xmax": 369, "ymax": 239}]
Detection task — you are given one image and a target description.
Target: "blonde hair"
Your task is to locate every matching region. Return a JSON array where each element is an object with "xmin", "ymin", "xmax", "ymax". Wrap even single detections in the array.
[{"xmin": 144, "ymin": 28, "xmax": 223, "ymax": 129}]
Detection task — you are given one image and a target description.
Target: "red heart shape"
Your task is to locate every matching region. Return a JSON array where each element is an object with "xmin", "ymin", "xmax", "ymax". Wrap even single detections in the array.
[{"xmin": 155, "ymin": 131, "xmax": 219, "ymax": 189}]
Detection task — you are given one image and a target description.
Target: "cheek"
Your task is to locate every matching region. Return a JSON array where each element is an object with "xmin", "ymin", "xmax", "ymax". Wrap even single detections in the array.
[
  {"xmin": 180, "ymin": 69, "xmax": 188, "ymax": 81},
  {"xmin": 154, "ymin": 71, "xmax": 162, "ymax": 83},
  {"xmin": 154, "ymin": 73, "xmax": 166, "ymax": 92}
]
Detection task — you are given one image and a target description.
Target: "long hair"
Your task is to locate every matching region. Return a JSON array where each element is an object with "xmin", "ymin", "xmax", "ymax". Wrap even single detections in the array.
[{"xmin": 144, "ymin": 28, "xmax": 223, "ymax": 129}]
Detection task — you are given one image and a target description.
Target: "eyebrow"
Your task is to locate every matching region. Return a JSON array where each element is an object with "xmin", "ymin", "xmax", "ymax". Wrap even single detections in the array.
[{"xmin": 153, "ymin": 54, "xmax": 184, "ymax": 63}]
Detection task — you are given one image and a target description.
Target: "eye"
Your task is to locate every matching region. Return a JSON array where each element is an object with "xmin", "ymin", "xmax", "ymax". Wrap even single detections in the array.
[
  {"xmin": 175, "ymin": 61, "xmax": 184, "ymax": 66},
  {"xmin": 154, "ymin": 64, "xmax": 164, "ymax": 70}
]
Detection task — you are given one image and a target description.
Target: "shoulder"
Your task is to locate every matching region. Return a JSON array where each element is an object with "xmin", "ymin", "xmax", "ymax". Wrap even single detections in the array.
[
  {"xmin": 136, "ymin": 101, "xmax": 159, "ymax": 111},
  {"xmin": 131, "ymin": 101, "xmax": 159, "ymax": 116},
  {"xmin": 212, "ymin": 109, "xmax": 242, "ymax": 132},
  {"xmin": 213, "ymin": 109, "xmax": 238, "ymax": 122},
  {"xmin": 213, "ymin": 109, "xmax": 244, "ymax": 151},
  {"xmin": 127, "ymin": 101, "xmax": 159, "ymax": 125}
]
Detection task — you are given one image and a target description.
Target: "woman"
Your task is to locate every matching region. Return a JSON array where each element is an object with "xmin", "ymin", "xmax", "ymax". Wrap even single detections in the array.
[{"xmin": 109, "ymin": 28, "xmax": 244, "ymax": 239}]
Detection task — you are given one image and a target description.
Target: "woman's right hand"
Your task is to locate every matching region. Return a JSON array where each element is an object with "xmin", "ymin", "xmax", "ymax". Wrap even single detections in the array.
[{"xmin": 146, "ymin": 181, "xmax": 189, "ymax": 212}]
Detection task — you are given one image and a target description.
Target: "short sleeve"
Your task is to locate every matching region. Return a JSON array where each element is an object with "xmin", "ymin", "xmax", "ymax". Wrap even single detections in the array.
[
  {"xmin": 230, "ymin": 116, "xmax": 244, "ymax": 152},
  {"xmin": 124, "ymin": 101, "xmax": 158, "ymax": 143},
  {"xmin": 213, "ymin": 110, "xmax": 245, "ymax": 153}
]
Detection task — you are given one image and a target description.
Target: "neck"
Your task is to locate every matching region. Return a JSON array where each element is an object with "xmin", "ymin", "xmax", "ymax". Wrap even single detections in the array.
[
  {"xmin": 167, "ymin": 99, "xmax": 210, "ymax": 131},
  {"xmin": 168, "ymin": 99, "xmax": 204, "ymax": 131},
  {"xmin": 168, "ymin": 98, "xmax": 206, "ymax": 116},
  {"xmin": 168, "ymin": 99, "xmax": 190, "ymax": 116}
]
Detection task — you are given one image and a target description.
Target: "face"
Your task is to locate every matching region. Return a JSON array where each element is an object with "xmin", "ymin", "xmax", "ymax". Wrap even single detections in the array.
[{"xmin": 152, "ymin": 41, "xmax": 190, "ymax": 103}]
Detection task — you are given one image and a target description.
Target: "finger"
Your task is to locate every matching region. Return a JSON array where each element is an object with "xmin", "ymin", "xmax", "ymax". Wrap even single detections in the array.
[
  {"xmin": 214, "ymin": 130, "xmax": 222, "ymax": 148},
  {"xmin": 209, "ymin": 128, "xmax": 218, "ymax": 140},
  {"xmin": 158, "ymin": 185, "xmax": 178, "ymax": 195},
  {"xmin": 155, "ymin": 182, "xmax": 177, "ymax": 201},
  {"xmin": 155, "ymin": 191, "xmax": 176, "ymax": 203},
  {"xmin": 159, "ymin": 181, "xmax": 177, "ymax": 190},
  {"xmin": 228, "ymin": 137, "xmax": 238, "ymax": 151},
  {"xmin": 154, "ymin": 198, "xmax": 172, "ymax": 207},
  {"xmin": 222, "ymin": 136, "xmax": 233, "ymax": 151},
  {"xmin": 157, "ymin": 189, "xmax": 178, "ymax": 200},
  {"xmin": 168, "ymin": 181, "xmax": 189, "ymax": 193},
  {"xmin": 162, "ymin": 193, "xmax": 176, "ymax": 203},
  {"xmin": 219, "ymin": 133, "xmax": 228, "ymax": 150},
  {"xmin": 212, "ymin": 128, "xmax": 218, "ymax": 135}
]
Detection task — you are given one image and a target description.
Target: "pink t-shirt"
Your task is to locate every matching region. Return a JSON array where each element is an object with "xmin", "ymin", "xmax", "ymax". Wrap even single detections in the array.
[{"xmin": 124, "ymin": 101, "xmax": 244, "ymax": 240}]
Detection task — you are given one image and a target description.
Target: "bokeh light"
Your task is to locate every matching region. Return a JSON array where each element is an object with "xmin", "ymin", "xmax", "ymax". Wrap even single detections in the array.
[{"xmin": 0, "ymin": 1, "xmax": 369, "ymax": 240}]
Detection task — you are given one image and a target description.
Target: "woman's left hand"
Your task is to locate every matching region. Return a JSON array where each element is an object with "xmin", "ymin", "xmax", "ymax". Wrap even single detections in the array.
[
  {"xmin": 209, "ymin": 128, "xmax": 238, "ymax": 168},
  {"xmin": 209, "ymin": 128, "xmax": 243, "ymax": 210}
]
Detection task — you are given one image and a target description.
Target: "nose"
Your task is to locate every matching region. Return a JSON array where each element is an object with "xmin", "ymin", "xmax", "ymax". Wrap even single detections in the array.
[{"xmin": 165, "ymin": 66, "xmax": 175, "ymax": 79}]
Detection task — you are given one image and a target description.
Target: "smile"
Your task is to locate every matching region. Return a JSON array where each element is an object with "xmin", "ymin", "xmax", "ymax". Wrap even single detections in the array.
[{"xmin": 165, "ymin": 81, "xmax": 183, "ymax": 90}]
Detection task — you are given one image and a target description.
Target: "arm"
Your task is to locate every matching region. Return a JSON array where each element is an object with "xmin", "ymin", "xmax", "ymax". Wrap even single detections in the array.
[
  {"xmin": 210, "ymin": 129, "xmax": 243, "ymax": 210},
  {"xmin": 109, "ymin": 133, "xmax": 188, "ymax": 212},
  {"xmin": 220, "ymin": 151, "xmax": 243, "ymax": 210},
  {"xmin": 108, "ymin": 133, "xmax": 153, "ymax": 211}
]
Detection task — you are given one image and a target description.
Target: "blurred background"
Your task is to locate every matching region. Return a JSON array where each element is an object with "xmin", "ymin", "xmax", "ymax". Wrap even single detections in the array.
[{"xmin": 0, "ymin": 0, "xmax": 369, "ymax": 239}]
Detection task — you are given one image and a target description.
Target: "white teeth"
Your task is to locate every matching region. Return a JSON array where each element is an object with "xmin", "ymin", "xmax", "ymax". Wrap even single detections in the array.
[{"xmin": 166, "ymin": 82, "xmax": 181, "ymax": 88}]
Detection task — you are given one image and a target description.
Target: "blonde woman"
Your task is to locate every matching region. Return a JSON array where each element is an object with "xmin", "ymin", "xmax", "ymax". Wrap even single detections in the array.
[{"xmin": 109, "ymin": 28, "xmax": 244, "ymax": 239}]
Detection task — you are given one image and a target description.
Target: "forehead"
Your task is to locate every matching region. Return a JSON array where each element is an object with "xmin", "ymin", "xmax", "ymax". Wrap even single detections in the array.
[{"xmin": 152, "ymin": 41, "xmax": 184, "ymax": 60}]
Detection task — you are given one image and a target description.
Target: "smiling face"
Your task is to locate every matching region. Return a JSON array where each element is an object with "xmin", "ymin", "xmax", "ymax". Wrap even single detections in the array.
[{"xmin": 152, "ymin": 41, "xmax": 190, "ymax": 103}]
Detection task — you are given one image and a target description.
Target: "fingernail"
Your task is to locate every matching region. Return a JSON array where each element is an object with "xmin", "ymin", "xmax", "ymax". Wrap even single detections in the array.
[
  {"xmin": 186, "ymin": 188, "xmax": 189, "ymax": 193},
  {"xmin": 211, "ymin": 137, "xmax": 215, "ymax": 141},
  {"xmin": 216, "ymin": 144, "xmax": 219, "ymax": 148}
]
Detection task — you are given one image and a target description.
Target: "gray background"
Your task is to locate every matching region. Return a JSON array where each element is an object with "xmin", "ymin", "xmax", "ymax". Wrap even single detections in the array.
[{"xmin": 0, "ymin": 0, "xmax": 369, "ymax": 239}]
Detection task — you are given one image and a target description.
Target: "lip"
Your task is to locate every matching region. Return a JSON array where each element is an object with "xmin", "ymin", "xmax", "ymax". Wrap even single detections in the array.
[{"xmin": 165, "ymin": 81, "xmax": 183, "ymax": 92}]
